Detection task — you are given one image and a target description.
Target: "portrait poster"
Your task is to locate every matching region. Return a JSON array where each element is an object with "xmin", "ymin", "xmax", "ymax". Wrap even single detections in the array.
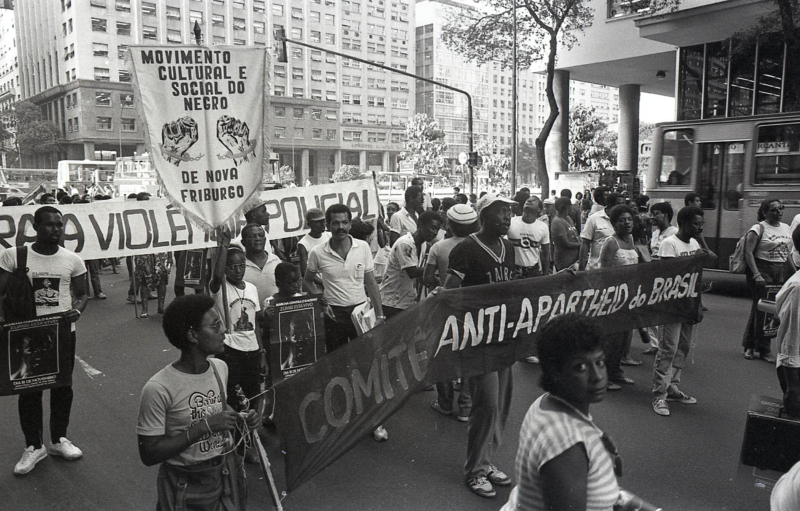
[
  {"xmin": 268, "ymin": 296, "xmax": 325, "ymax": 384},
  {"xmin": 756, "ymin": 285, "xmax": 781, "ymax": 340},
  {"xmin": 0, "ymin": 314, "xmax": 72, "ymax": 396},
  {"xmin": 174, "ymin": 249, "xmax": 208, "ymax": 289},
  {"xmin": 130, "ymin": 46, "xmax": 269, "ymax": 231}
]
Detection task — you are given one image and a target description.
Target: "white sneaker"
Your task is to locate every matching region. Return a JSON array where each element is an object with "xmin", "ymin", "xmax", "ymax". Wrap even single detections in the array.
[
  {"xmin": 48, "ymin": 437, "xmax": 83, "ymax": 460},
  {"xmin": 14, "ymin": 446, "xmax": 47, "ymax": 475},
  {"xmin": 373, "ymin": 425, "xmax": 388, "ymax": 442}
]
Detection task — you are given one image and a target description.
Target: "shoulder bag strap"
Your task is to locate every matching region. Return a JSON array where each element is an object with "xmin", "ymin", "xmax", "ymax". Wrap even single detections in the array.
[{"xmin": 16, "ymin": 246, "xmax": 28, "ymax": 275}]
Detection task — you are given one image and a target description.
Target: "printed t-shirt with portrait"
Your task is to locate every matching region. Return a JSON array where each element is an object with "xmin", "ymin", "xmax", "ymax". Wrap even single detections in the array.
[
  {"xmin": 658, "ymin": 235, "xmax": 701, "ymax": 258},
  {"xmin": 448, "ymin": 234, "xmax": 515, "ymax": 287},
  {"xmin": 389, "ymin": 207, "xmax": 418, "ymax": 237},
  {"xmin": 580, "ymin": 209, "xmax": 615, "ymax": 270},
  {"xmin": 213, "ymin": 280, "xmax": 261, "ymax": 352},
  {"xmin": 137, "ymin": 358, "xmax": 229, "ymax": 466},
  {"xmin": 380, "ymin": 233, "xmax": 424, "ymax": 310},
  {"xmin": 752, "ymin": 221, "xmax": 793, "ymax": 263},
  {"xmin": 507, "ymin": 216, "xmax": 550, "ymax": 269},
  {"xmin": 306, "ymin": 235, "xmax": 374, "ymax": 307},
  {"xmin": 0, "ymin": 246, "xmax": 86, "ymax": 331}
]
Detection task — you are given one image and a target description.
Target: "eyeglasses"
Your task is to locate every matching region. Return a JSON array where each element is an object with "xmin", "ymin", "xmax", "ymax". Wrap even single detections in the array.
[
  {"xmin": 769, "ymin": 205, "xmax": 785, "ymax": 213},
  {"xmin": 193, "ymin": 319, "xmax": 225, "ymax": 332},
  {"xmin": 226, "ymin": 263, "xmax": 246, "ymax": 270}
]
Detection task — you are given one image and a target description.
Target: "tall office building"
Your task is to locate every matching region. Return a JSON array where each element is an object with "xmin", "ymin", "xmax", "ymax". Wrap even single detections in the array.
[
  {"xmin": 15, "ymin": 0, "xmax": 415, "ymax": 181},
  {"xmin": 0, "ymin": 8, "xmax": 18, "ymax": 166},
  {"xmin": 415, "ymin": 0, "xmax": 619, "ymax": 179}
]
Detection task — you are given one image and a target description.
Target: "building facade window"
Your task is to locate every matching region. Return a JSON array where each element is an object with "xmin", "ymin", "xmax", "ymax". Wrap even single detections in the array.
[
  {"xmin": 95, "ymin": 91, "xmax": 111, "ymax": 107},
  {"xmin": 92, "ymin": 18, "xmax": 107, "ymax": 32},
  {"xmin": 96, "ymin": 116, "xmax": 113, "ymax": 131},
  {"xmin": 93, "ymin": 43, "xmax": 109, "ymax": 57},
  {"xmin": 117, "ymin": 21, "xmax": 131, "ymax": 35},
  {"xmin": 143, "ymin": 26, "xmax": 157, "ymax": 40},
  {"xmin": 94, "ymin": 67, "xmax": 110, "ymax": 81},
  {"xmin": 121, "ymin": 118, "xmax": 136, "ymax": 131},
  {"xmin": 142, "ymin": 1, "xmax": 156, "ymax": 15},
  {"xmin": 120, "ymin": 93, "xmax": 134, "ymax": 108}
]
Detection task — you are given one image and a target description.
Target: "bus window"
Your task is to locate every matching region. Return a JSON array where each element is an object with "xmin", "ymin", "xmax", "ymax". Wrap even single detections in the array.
[
  {"xmin": 724, "ymin": 142, "xmax": 745, "ymax": 210},
  {"xmin": 659, "ymin": 129, "xmax": 694, "ymax": 186},
  {"xmin": 754, "ymin": 123, "xmax": 800, "ymax": 183}
]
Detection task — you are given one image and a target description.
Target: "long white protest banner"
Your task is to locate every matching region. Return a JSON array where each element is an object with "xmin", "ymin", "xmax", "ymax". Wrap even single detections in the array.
[{"xmin": 0, "ymin": 179, "xmax": 378, "ymax": 259}]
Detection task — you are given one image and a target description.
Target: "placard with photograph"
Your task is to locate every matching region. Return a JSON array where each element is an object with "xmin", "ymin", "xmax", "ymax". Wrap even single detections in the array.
[
  {"xmin": 0, "ymin": 313, "xmax": 72, "ymax": 396},
  {"xmin": 268, "ymin": 296, "xmax": 325, "ymax": 383},
  {"xmin": 174, "ymin": 249, "xmax": 209, "ymax": 289}
]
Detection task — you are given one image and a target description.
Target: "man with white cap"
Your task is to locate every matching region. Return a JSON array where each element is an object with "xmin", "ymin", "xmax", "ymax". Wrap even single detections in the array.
[
  {"xmin": 424, "ymin": 204, "xmax": 479, "ymax": 422},
  {"xmin": 297, "ymin": 208, "xmax": 331, "ymax": 295},
  {"xmin": 443, "ymin": 193, "xmax": 516, "ymax": 499},
  {"xmin": 507, "ymin": 196, "xmax": 550, "ymax": 278}
]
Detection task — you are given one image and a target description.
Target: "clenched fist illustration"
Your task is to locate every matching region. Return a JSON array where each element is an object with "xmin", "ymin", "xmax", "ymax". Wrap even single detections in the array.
[
  {"xmin": 161, "ymin": 117, "xmax": 199, "ymax": 166},
  {"xmin": 217, "ymin": 116, "xmax": 253, "ymax": 166}
]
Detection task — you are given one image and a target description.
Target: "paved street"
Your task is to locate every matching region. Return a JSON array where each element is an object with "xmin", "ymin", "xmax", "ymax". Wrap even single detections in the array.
[{"xmin": 0, "ymin": 270, "xmax": 784, "ymax": 510}]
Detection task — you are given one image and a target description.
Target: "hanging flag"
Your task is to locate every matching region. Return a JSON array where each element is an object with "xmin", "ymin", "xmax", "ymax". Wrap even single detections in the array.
[{"xmin": 130, "ymin": 46, "xmax": 269, "ymax": 231}]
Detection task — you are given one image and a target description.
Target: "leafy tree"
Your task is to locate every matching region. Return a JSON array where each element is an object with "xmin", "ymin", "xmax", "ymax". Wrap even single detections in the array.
[
  {"xmin": 279, "ymin": 165, "xmax": 296, "ymax": 186},
  {"xmin": 569, "ymin": 105, "xmax": 617, "ymax": 171},
  {"xmin": 638, "ymin": 122, "xmax": 655, "ymax": 175},
  {"xmin": 332, "ymin": 164, "xmax": 362, "ymax": 182},
  {"xmin": 517, "ymin": 140, "xmax": 540, "ymax": 187},
  {"xmin": 14, "ymin": 101, "xmax": 61, "ymax": 168},
  {"xmin": 400, "ymin": 113, "xmax": 449, "ymax": 178},
  {"xmin": 442, "ymin": 0, "xmax": 678, "ymax": 198},
  {"xmin": 477, "ymin": 141, "xmax": 511, "ymax": 193}
]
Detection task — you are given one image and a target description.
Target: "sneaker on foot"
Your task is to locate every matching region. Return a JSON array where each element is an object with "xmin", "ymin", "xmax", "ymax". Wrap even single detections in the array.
[
  {"xmin": 48, "ymin": 438, "xmax": 83, "ymax": 460},
  {"xmin": 95, "ymin": 293, "xmax": 107, "ymax": 300},
  {"xmin": 487, "ymin": 465, "xmax": 511, "ymax": 486},
  {"xmin": 524, "ymin": 356, "xmax": 540, "ymax": 364},
  {"xmin": 607, "ymin": 382, "xmax": 622, "ymax": 391},
  {"xmin": 14, "ymin": 446, "xmax": 47, "ymax": 475},
  {"xmin": 643, "ymin": 347, "xmax": 658, "ymax": 355},
  {"xmin": 620, "ymin": 357, "xmax": 642, "ymax": 366},
  {"xmin": 431, "ymin": 399, "xmax": 452, "ymax": 416},
  {"xmin": 373, "ymin": 425, "xmax": 388, "ymax": 442},
  {"xmin": 653, "ymin": 399, "xmax": 670, "ymax": 416},
  {"xmin": 457, "ymin": 411, "xmax": 470, "ymax": 422},
  {"xmin": 666, "ymin": 390, "xmax": 697, "ymax": 404},
  {"xmin": 466, "ymin": 476, "xmax": 496, "ymax": 498}
]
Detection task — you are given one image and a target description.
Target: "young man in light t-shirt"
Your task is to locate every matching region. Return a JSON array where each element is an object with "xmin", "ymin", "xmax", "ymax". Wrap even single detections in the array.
[
  {"xmin": 507, "ymin": 196, "xmax": 550, "ymax": 277},
  {"xmin": 0, "ymin": 206, "xmax": 89, "ymax": 475},
  {"xmin": 652, "ymin": 206, "xmax": 708, "ymax": 417}
]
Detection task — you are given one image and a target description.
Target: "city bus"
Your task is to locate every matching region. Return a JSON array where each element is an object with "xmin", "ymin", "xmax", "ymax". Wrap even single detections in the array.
[
  {"xmin": 645, "ymin": 112, "xmax": 800, "ymax": 269},
  {"xmin": 114, "ymin": 154, "xmax": 159, "ymax": 197},
  {"xmin": 57, "ymin": 160, "xmax": 116, "ymax": 194},
  {"xmin": 4, "ymin": 168, "xmax": 58, "ymax": 190}
]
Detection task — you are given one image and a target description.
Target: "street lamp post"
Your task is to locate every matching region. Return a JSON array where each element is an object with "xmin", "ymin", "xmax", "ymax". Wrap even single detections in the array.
[
  {"xmin": 512, "ymin": 2, "xmax": 518, "ymax": 194},
  {"xmin": 277, "ymin": 34, "xmax": 476, "ymax": 192}
]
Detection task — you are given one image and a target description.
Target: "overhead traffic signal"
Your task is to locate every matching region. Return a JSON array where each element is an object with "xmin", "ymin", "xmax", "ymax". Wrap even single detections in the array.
[{"xmin": 468, "ymin": 151, "xmax": 480, "ymax": 167}]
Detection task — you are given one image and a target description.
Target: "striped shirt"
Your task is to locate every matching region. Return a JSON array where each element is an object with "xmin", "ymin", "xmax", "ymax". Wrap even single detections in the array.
[{"xmin": 501, "ymin": 395, "xmax": 619, "ymax": 511}]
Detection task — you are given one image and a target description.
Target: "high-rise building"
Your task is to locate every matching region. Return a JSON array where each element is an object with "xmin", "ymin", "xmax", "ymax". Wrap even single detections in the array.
[
  {"xmin": 0, "ymin": 8, "xmax": 18, "ymax": 165},
  {"xmin": 415, "ymin": 0, "xmax": 619, "ymax": 181},
  {"xmin": 15, "ymin": 0, "xmax": 415, "ymax": 181}
]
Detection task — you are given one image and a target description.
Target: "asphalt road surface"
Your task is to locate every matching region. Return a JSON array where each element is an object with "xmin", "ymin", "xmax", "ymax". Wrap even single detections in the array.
[{"xmin": 0, "ymin": 270, "xmax": 784, "ymax": 510}]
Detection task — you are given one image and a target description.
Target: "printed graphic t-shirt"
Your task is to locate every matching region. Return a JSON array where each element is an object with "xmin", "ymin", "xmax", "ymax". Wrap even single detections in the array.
[
  {"xmin": 752, "ymin": 221, "xmax": 792, "ymax": 263},
  {"xmin": 0, "ymin": 246, "xmax": 86, "ymax": 331},
  {"xmin": 658, "ymin": 235, "xmax": 701, "ymax": 258},
  {"xmin": 380, "ymin": 233, "xmax": 422, "ymax": 310},
  {"xmin": 137, "ymin": 358, "xmax": 229, "ymax": 466},
  {"xmin": 448, "ymin": 234, "xmax": 515, "ymax": 287},
  {"xmin": 213, "ymin": 280, "xmax": 261, "ymax": 352},
  {"xmin": 507, "ymin": 217, "xmax": 550, "ymax": 269}
]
